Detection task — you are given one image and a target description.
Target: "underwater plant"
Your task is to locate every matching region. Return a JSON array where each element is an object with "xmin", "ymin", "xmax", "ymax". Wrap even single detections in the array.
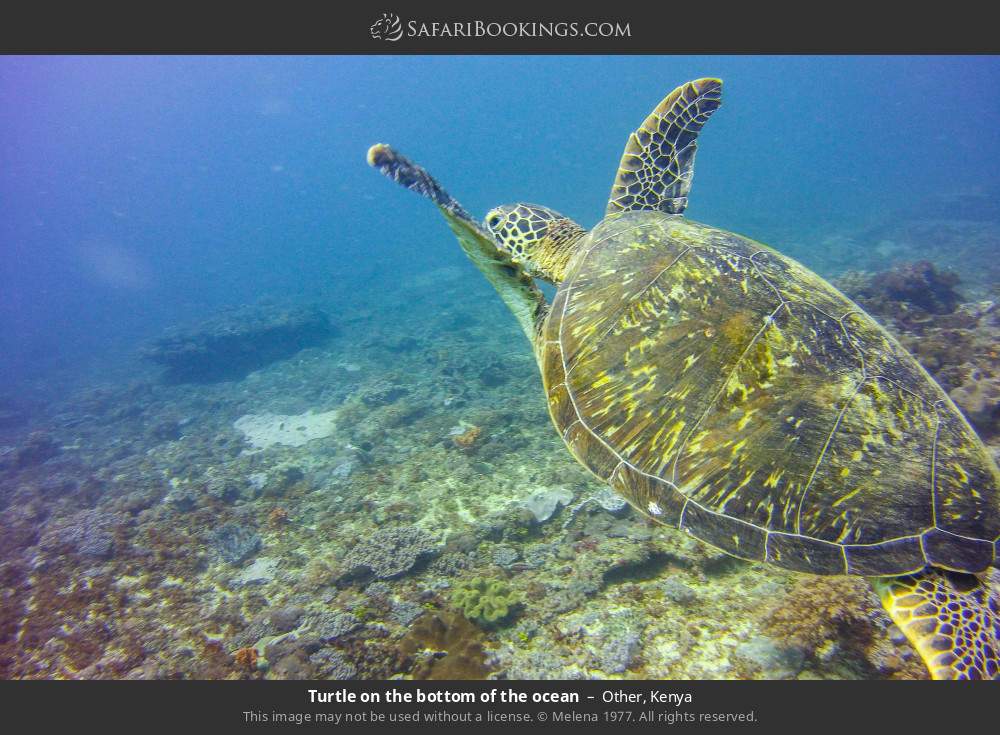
[
  {"xmin": 450, "ymin": 577, "xmax": 520, "ymax": 627},
  {"xmin": 451, "ymin": 424, "xmax": 483, "ymax": 451},
  {"xmin": 397, "ymin": 611, "xmax": 495, "ymax": 679}
]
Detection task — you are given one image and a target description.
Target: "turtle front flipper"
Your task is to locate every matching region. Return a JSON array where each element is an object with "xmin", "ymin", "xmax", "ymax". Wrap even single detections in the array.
[
  {"xmin": 367, "ymin": 144, "xmax": 547, "ymax": 348},
  {"xmin": 606, "ymin": 78, "xmax": 722, "ymax": 216},
  {"xmin": 872, "ymin": 568, "xmax": 999, "ymax": 679}
]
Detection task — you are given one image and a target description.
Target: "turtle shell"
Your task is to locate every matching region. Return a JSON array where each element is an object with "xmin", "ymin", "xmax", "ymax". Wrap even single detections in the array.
[{"xmin": 542, "ymin": 211, "xmax": 1000, "ymax": 576}]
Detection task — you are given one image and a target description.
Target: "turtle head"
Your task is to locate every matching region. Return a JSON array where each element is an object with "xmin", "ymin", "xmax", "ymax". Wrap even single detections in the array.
[{"xmin": 483, "ymin": 203, "xmax": 587, "ymax": 284}]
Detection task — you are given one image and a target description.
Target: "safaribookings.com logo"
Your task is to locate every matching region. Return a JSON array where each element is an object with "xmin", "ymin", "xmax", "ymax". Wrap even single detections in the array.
[
  {"xmin": 370, "ymin": 14, "xmax": 631, "ymax": 42},
  {"xmin": 370, "ymin": 13, "xmax": 404, "ymax": 41}
]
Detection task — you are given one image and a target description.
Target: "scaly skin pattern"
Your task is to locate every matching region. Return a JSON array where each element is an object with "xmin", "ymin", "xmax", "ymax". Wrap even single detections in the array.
[
  {"xmin": 540, "ymin": 211, "xmax": 1000, "ymax": 577},
  {"xmin": 872, "ymin": 570, "xmax": 1000, "ymax": 679},
  {"xmin": 606, "ymin": 78, "xmax": 722, "ymax": 216},
  {"xmin": 483, "ymin": 203, "xmax": 586, "ymax": 284}
]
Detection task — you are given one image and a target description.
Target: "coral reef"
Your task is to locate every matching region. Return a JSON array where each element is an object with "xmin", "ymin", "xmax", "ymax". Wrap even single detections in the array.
[
  {"xmin": 141, "ymin": 304, "xmax": 334, "ymax": 383},
  {"xmin": 521, "ymin": 487, "xmax": 574, "ymax": 523},
  {"xmin": 837, "ymin": 266, "xmax": 1000, "ymax": 439},
  {"xmin": 209, "ymin": 523, "xmax": 262, "ymax": 565},
  {"xmin": 450, "ymin": 424, "xmax": 482, "ymax": 451},
  {"xmin": 233, "ymin": 409, "xmax": 338, "ymax": 450},
  {"xmin": 340, "ymin": 525, "xmax": 439, "ymax": 581},
  {"xmin": 38, "ymin": 508, "xmax": 125, "ymax": 560},
  {"xmin": 232, "ymin": 646, "xmax": 259, "ymax": 673},
  {"xmin": 842, "ymin": 197, "xmax": 1000, "ymax": 295},
  {"xmin": 868, "ymin": 260, "xmax": 961, "ymax": 314},
  {"xmin": 949, "ymin": 365, "xmax": 1000, "ymax": 436},
  {"xmin": 397, "ymin": 611, "xmax": 495, "ymax": 679},
  {"xmin": 0, "ymin": 431, "xmax": 59, "ymax": 470},
  {"xmin": 450, "ymin": 578, "xmax": 520, "ymax": 627},
  {"xmin": 759, "ymin": 575, "xmax": 914, "ymax": 678},
  {"xmin": 302, "ymin": 611, "xmax": 361, "ymax": 642},
  {"xmin": 6, "ymin": 241, "xmax": 995, "ymax": 682}
]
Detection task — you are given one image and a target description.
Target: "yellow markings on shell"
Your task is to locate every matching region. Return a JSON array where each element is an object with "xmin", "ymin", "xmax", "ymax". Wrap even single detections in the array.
[
  {"xmin": 686, "ymin": 429, "xmax": 710, "ymax": 455},
  {"xmin": 671, "ymin": 385, "xmax": 693, "ymax": 401},
  {"xmin": 683, "ymin": 354, "xmax": 699, "ymax": 371},
  {"xmin": 591, "ymin": 373, "xmax": 612, "ymax": 390},
  {"xmin": 735, "ymin": 408, "xmax": 758, "ymax": 432},
  {"xmin": 834, "ymin": 523, "xmax": 853, "ymax": 543},
  {"xmin": 739, "ymin": 467, "xmax": 760, "ymax": 488},
  {"xmin": 859, "ymin": 429, "xmax": 886, "ymax": 452},
  {"xmin": 725, "ymin": 374, "xmax": 750, "ymax": 402},
  {"xmin": 661, "ymin": 420, "xmax": 687, "ymax": 456},
  {"xmin": 840, "ymin": 467, "xmax": 850, "ymax": 478},
  {"xmin": 635, "ymin": 336, "xmax": 658, "ymax": 354},
  {"xmin": 630, "ymin": 363, "xmax": 656, "ymax": 378},
  {"xmin": 649, "ymin": 423, "xmax": 669, "ymax": 451},
  {"xmin": 763, "ymin": 469, "xmax": 784, "ymax": 488},
  {"xmin": 721, "ymin": 312, "xmax": 752, "ymax": 343},
  {"xmin": 951, "ymin": 463, "xmax": 969, "ymax": 484}
]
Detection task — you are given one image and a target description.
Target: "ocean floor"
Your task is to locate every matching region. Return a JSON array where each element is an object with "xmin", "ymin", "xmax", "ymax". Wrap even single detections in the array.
[{"xmin": 2, "ymin": 214, "xmax": 999, "ymax": 681}]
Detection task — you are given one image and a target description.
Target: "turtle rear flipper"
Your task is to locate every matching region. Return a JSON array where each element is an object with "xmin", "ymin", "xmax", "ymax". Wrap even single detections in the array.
[
  {"xmin": 873, "ymin": 568, "xmax": 999, "ymax": 679},
  {"xmin": 606, "ymin": 78, "xmax": 722, "ymax": 216}
]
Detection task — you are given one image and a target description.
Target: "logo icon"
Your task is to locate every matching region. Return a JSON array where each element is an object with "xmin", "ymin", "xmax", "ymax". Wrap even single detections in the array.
[{"xmin": 370, "ymin": 13, "xmax": 403, "ymax": 42}]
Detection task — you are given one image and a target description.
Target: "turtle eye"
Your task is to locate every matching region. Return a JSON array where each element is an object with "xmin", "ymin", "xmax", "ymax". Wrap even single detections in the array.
[{"xmin": 487, "ymin": 214, "xmax": 502, "ymax": 229}]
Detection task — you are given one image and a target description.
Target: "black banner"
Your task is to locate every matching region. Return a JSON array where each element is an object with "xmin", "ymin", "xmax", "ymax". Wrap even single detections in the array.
[
  {"xmin": 3, "ymin": 679, "xmax": 996, "ymax": 730},
  {"xmin": 1, "ymin": 2, "xmax": 997, "ymax": 54}
]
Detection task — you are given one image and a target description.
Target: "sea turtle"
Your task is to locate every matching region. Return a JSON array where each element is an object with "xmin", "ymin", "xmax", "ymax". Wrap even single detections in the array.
[{"xmin": 367, "ymin": 78, "xmax": 1000, "ymax": 679}]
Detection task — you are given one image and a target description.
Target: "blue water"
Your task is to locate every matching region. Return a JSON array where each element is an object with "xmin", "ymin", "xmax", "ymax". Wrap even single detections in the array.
[{"xmin": 2, "ymin": 55, "xmax": 1000, "ymax": 397}]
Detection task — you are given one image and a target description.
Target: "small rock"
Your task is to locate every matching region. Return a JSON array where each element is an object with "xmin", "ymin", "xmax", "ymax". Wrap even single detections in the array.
[
  {"xmin": 230, "ymin": 556, "xmax": 280, "ymax": 587},
  {"xmin": 360, "ymin": 381, "xmax": 407, "ymax": 407},
  {"xmin": 490, "ymin": 544, "xmax": 520, "ymax": 567},
  {"xmin": 269, "ymin": 650, "xmax": 315, "ymax": 680},
  {"xmin": 340, "ymin": 525, "xmax": 439, "ymax": 580},
  {"xmin": 389, "ymin": 600, "xmax": 424, "ymax": 626},
  {"xmin": 735, "ymin": 635, "xmax": 806, "ymax": 679},
  {"xmin": 309, "ymin": 648, "xmax": 357, "ymax": 679},
  {"xmin": 521, "ymin": 487, "xmax": 574, "ymax": 523},
  {"xmin": 13, "ymin": 431, "xmax": 60, "ymax": 469},
  {"xmin": 39, "ymin": 508, "xmax": 124, "ymax": 559},
  {"xmin": 661, "ymin": 578, "xmax": 698, "ymax": 605},
  {"xmin": 302, "ymin": 611, "xmax": 361, "ymax": 642},
  {"xmin": 268, "ymin": 605, "xmax": 306, "ymax": 633},
  {"xmin": 164, "ymin": 483, "xmax": 199, "ymax": 511},
  {"xmin": 209, "ymin": 523, "xmax": 262, "ymax": 565}
]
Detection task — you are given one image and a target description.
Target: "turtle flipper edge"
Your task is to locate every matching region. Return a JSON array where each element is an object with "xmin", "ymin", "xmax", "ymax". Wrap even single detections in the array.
[
  {"xmin": 872, "ymin": 568, "xmax": 999, "ymax": 679},
  {"xmin": 367, "ymin": 144, "xmax": 547, "ymax": 347},
  {"xmin": 606, "ymin": 78, "xmax": 723, "ymax": 216}
]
